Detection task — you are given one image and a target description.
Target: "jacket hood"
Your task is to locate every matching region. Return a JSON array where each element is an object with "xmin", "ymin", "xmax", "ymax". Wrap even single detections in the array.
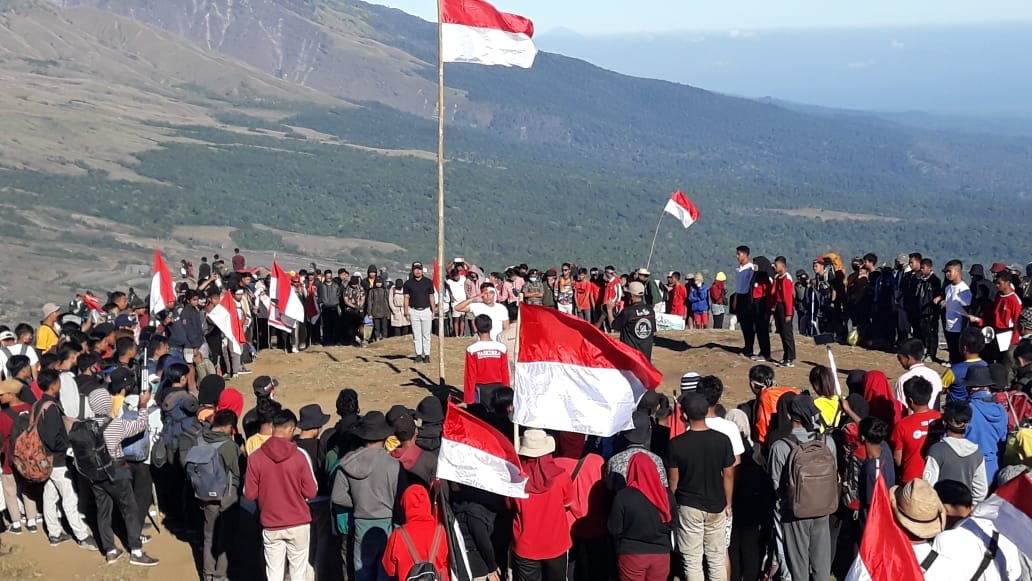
[
  {"xmin": 391, "ymin": 444, "xmax": 422, "ymax": 470},
  {"xmin": 970, "ymin": 393, "xmax": 1007, "ymax": 424},
  {"xmin": 400, "ymin": 485, "xmax": 434, "ymax": 524},
  {"xmin": 945, "ymin": 437, "xmax": 981, "ymax": 457},
  {"xmin": 261, "ymin": 436, "xmax": 300, "ymax": 463},
  {"xmin": 341, "ymin": 445, "xmax": 389, "ymax": 480},
  {"xmin": 202, "ymin": 428, "xmax": 233, "ymax": 445}
]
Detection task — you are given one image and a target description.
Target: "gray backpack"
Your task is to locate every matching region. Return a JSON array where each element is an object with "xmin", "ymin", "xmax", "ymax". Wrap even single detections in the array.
[
  {"xmin": 184, "ymin": 440, "xmax": 229, "ymax": 501},
  {"xmin": 784, "ymin": 434, "xmax": 838, "ymax": 518}
]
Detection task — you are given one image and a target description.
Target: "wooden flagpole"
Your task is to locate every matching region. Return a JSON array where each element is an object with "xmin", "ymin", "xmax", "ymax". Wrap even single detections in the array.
[
  {"xmin": 645, "ymin": 211, "xmax": 665, "ymax": 271},
  {"xmin": 436, "ymin": 0, "xmax": 447, "ymax": 386}
]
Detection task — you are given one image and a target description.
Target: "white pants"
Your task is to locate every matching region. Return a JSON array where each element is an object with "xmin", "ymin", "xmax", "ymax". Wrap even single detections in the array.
[
  {"xmin": 43, "ymin": 466, "xmax": 91, "ymax": 540},
  {"xmin": 263, "ymin": 524, "xmax": 310, "ymax": 581},
  {"xmin": 410, "ymin": 308, "xmax": 433, "ymax": 357}
]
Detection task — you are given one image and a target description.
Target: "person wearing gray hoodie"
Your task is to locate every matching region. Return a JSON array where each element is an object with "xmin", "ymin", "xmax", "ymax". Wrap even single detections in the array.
[
  {"xmin": 331, "ymin": 411, "xmax": 405, "ymax": 581},
  {"xmin": 923, "ymin": 401, "xmax": 988, "ymax": 502}
]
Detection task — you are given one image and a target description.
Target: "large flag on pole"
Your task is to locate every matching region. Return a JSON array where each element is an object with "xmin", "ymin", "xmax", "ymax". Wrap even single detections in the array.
[
  {"xmin": 844, "ymin": 473, "xmax": 923, "ymax": 580},
  {"xmin": 208, "ymin": 291, "xmax": 245, "ymax": 355},
  {"xmin": 972, "ymin": 473, "xmax": 1032, "ymax": 557},
  {"xmin": 663, "ymin": 190, "xmax": 700, "ymax": 229},
  {"xmin": 149, "ymin": 248, "xmax": 175, "ymax": 315},
  {"xmin": 442, "ymin": 0, "xmax": 537, "ymax": 68},
  {"xmin": 269, "ymin": 260, "xmax": 305, "ymax": 332},
  {"xmin": 437, "ymin": 402, "xmax": 528, "ymax": 498},
  {"xmin": 513, "ymin": 304, "xmax": 663, "ymax": 436}
]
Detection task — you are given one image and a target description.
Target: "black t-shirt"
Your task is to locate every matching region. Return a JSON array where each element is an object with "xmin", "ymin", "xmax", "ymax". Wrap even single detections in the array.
[
  {"xmin": 403, "ymin": 277, "xmax": 435, "ymax": 310},
  {"xmin": 613, "ymin": 303, "xmax": 656, "ymax": 359},
  {"xmin": 667, "ymin": 429, "xmax": 734, "ymax": 513}
]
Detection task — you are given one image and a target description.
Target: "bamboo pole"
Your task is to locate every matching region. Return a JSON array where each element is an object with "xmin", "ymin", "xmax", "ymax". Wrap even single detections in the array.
[
  {"xmin": 436, "ymin": 0, "xmax": 447, "ymax": 386},
  {"xmin": 645, "ymin": 211, "xmax": 665, "ymax": 271}
]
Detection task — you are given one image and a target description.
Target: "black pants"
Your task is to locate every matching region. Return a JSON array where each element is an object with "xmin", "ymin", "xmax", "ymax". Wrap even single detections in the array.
[
  {"xmin": 916, "ymin": 314, "xmax": 939, "ymax": 360},
  {"xmin": 944, "ymin": 329, "xmax": 962, "ymax": 363},
  {"xmin": 774, "ymin": 304, "xmax": 796, "ymax": 362},
  {"xmin": 515, "ymin": 553, "xmax": 568, "ymax": 581},
  {"xmin": 713, "ymin": 312, "xmax": 725, "ymax": 330},
  {"xmin": 735, "ymin": 294, "xmax": 756, "ymax": 355},
  {"xmin": 306, "ymin": 321, "xmax": 320, "ymax": 348},
  {"xmin": 752, "ymin": 301, "xmax": 772, "ymax": 359},
  {"xmin": 897, "ymin": 308, "xmax": 911, "ymax": 344},
  {"xmin": 127, "ymin": 461, "xmax": 152, "ymax": 534},
  {"xmin": 322, "ymin": 307, "xmax": 341, "ymax": 345},
  {"xmin": 730, "ymin": 521, "xmax": 768, "ymax": 581},
  {"xmin": 569, "ymin": 537, "xmax": 612, "ymax": 581},
  {"xmin": 371, "ymin": 318, "xmax": 388, "ymax": 341},
  {"xmin": 92, "ymin": 466, "xmax": 142, "ymax": 554}
]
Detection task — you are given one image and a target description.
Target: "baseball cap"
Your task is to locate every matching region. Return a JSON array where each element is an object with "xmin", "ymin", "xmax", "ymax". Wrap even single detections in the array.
[
  {"xmin": 411, "ymin": 261, "xmax": 423, "ymax": 270},
  {"xmin": 628, "ymin": 282, "xmax": 645, "ymax": 296},
  {"xmin": 991, "ymin": 262, "xmax": 1007, "ymax": 274},
  {"xmin": 0, "ymin": 331, "xmax": 15, "ymax": 342},
  {"xmin": 252, "ymin": 375, "xmax": 278, "ymax": 397},
  {"xmin": 680, "ymin": 372, "xmax": 701, "ymax": 392},
  {"xmin": 114, "ymin": 314, "xmax": 135, "ymax": 329}
]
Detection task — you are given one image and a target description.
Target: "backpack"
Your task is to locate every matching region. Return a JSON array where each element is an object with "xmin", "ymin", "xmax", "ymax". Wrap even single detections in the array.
[
  {"xmin": 68, "ymin": 417, "xmax": 114, "ymax": 482},
  {"xmin": 176, "ymin": 420, "xmax": 204, "ymax": 468},
  {"xmin": 837, "ymin": 435, "xmax": 864, "ymax": 511},
  {"xmin": 13, "ymin": 402, "xmax": 55, "ymax": 482},
  {"xmin": 120, "ymin": 407, "xmax": 151, "ymax": 463},
  {"xmin": 154, "ymin": 394, "xmax": 199, "ymax": 468},
  {"xmin": 184, "ymin": 439, "xmax": 230, "ymax": 501},
  {"xmin": 783, "ymin": 433, "xmax": 839, "ymax": 518},
  {"xmin": 398, "ymin": 525, "xmax": 444, "ymax": 581}
]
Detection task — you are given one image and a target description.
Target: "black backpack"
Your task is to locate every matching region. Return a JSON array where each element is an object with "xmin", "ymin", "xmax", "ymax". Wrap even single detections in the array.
[
  {"xmin": 398, "ymin": 525, "xmax": 444, "ymax": 581},
  {"xmin": 68, "ymin": 417, "xmax": 114, "ymax": 482}
]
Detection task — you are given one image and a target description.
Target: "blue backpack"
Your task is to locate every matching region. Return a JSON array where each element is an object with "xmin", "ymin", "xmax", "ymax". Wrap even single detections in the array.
[
  {"xmin": 120, "ymin": 407, "xmax": 151, "ymax": 462},
  {"xmin": 153, "ymin": 394, "xmax": 199, "ymax": 468},
  {"xmin": 184, "ymin": 439, "xmax": 230, "ymax": 501}
]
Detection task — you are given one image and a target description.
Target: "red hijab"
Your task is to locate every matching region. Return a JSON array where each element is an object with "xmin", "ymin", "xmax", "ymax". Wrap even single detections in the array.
[
  {"xmin": 626, "ymin": 453, "xmax": 671, "ymax": 522},
  {"xmin": 863, "ymin": 370, "xmax": 902, "ymax": 429},
  {"xmin": 522, "ymin": 454, "xmax": 566, "ymax": 495}
]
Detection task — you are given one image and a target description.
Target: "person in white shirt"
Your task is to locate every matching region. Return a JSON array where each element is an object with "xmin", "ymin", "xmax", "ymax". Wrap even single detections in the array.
[
  {"xmin": 936, "ymin": 260, "xmax": 972, "ymax": 364},
  {"xmin": 895, "ymin": 338, "xmax": 943, "ymax": 410},
  {"xmin": 445, "ymin": 268, "xmax": 469, "ymax": 337},
  {"xmin": 877, "ymin": 479, "xmax": 954, "ymax": 581},
  {"xmin": 732, "ymin": 245, "xmax": 757, "ymax": 357},
  {"xmin": 454, "ymin": 282, "xmax": 510, "ymax": 342},
  {"xmin": 932, "ymin": 479, "xmax": 1023, "ymax": 581},
  {"xmin": 0, "ymin": 329, "xmax": 39, "ymax": 380}
]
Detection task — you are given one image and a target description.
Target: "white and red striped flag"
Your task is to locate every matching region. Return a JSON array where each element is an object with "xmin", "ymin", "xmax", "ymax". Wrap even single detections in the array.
[
  {"xmin": 845, "ymin": 473, "xmax": 922, "ymax": 581},
  {"xmin": 81, "ymin": 293, "xmax": 103, "ymax": 313},
  {"xmin": 269, "ymin": 260, "xmax": 305, "ymax": 332},
  {"xmin": 208, "ymin": 291, "xmax": 245, "ymax": 355},
  {"xmin": 513, "ymin": 304, "xmax": 663, "ymax": 436},
  {"xmin": 437, "ymin": 402, "xmax": 527, "ymax": 498},
  {"xmin": 664, "ymin": 190, "xmax": 700, "ymax": 229},
  {"xmin": 149, "ymin": 248, "xmax": 176, "ymax": 316},
  {"xmin": 972, "ymin": 472, "xmax": 1032, "ymax": 557},
  {"xmin": 442, "ymin": 0, "xmax": 537, "ymax": 68}
]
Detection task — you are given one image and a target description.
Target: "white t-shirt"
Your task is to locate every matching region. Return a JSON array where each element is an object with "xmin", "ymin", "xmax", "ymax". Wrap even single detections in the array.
[
  {"xmin": 931, "ymin": 517, "xmax": 1023, "ymax": 581},
  {"xmin": 446, "ymin": 277, "xmax": 468, "ymax": 306},
  {"xmin": 468, "ymin": 302, "xmax": 509, "ymax": 341},
  {"xmin": 0, "ymin": 343, "xmax": 39, "ymax": 378},
  {"xmin": 944, "ymin": 281, "xmax": 972, "ymax": 333},
  {"xmin": 895, "ymin": 364, "xmax": 943, "ymax": 410},
  {"xmin": 735, "ymin": 263, "xmax": 755, "ymax": 295},
  {"xmin": 689, "ymin": 417, "xmax": 746, "ymax": 457}
]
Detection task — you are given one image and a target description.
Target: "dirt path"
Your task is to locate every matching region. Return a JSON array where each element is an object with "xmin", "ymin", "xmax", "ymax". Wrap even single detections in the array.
[{"xmin": 1, "ymin": 329, "xmax": 920, "ymax": 580}]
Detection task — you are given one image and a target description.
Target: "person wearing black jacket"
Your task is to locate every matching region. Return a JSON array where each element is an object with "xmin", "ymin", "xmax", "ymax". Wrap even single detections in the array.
[
  {"xmin": 36, "ymin": 370, "xmax": 97, "ymax": 548},
  {"xmin": 911, "ymin": 258, "xmax": 943, "ymax": 362},
  {"xmin": 452, "ymin": 484, "xmax": 503, "ymax": 580},
  {"xmin": 608, "ymin": 453, "xmax": 675, "ymax": 581},
  {"xmin": 169, "ymin": 291, "xmax": 206, "ymax": 358},
  {"xmin": 316, "ymin": 270, "xmax": 342, "ymax": 346}
]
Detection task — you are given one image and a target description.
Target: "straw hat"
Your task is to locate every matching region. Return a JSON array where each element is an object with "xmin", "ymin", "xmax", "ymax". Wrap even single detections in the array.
[
  {"xmin": 890, "ymin": 479, "xmax": 946, "ymax": 540},
  {"xmin": 518, "ymin": 429, "xmax": 555, "ymax": 458}
]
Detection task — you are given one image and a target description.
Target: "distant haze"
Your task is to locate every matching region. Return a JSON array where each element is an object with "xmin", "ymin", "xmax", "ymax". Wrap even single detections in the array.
[{"xmin": 538, "ymin": 24, "xmax": 1032, "ymax": 117}]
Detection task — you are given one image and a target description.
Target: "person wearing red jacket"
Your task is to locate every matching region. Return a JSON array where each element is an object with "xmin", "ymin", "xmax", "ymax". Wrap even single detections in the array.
[
  {"xmin": 463, "ymin": 315, "xmax": 510, "ymax": 405},
  {"xmin": 969, "ymin": 271, "xmax": 1023, "ymax": 363},
  {"xmin": 244, "ymin": 410, "xmax": 318, "ymax": 581},
  {"xmin": 511, "ymin": 430, "xmax": 574, "ymax": 581},
  {"xmin": 750, "ymin": 257, "xmax": 775, "ymax": 362},
  {"xmin": 771, "ymin": 257, "xmax": 797, "ymax": 368},
  {"xmin": 382, "ymin": 486, "xmax": 450, "ymax": 581}
]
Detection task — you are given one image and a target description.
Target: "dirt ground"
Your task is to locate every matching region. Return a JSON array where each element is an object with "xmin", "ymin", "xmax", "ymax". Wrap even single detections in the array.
[{"xmin": 1, "ymin": 328, "xmax": 920, "ymax": 580}]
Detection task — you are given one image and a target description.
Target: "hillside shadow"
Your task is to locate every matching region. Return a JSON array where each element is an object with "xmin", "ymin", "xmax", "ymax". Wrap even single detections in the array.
[
  {"xmin": 687, "ymin": 341, "xmax": 743, "ymax": 355},
  {"xmin": 656, "ymin": 337, "xmax": 689, "ymax": 352}
]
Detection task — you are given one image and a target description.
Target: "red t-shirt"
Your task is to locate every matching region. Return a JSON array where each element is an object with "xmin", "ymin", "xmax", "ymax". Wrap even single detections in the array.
[
  {"xmin": 890, "ymin": 409, "xmax": 942, "ymax": 483},
  {"xmin": 573, "ymin": 281, "xmax": 597, "ymax": 311},
  {"xmin": 463, "ymin": 341, "xmax": 510, "ymax": 404},
  {"xmin": 987, "ymin": 292, "xmax": 1023, "ymax": 345},
  {"xmin": 512, "ymin": 476, "xmax": 573, "ymax": 560},
  {"xmin": 668, "ymin": 283, "xmax": 687, "ymax": 316},
  {"xmin": 0, "ymin": 403, "xmax": 31, "ymax": 474}
]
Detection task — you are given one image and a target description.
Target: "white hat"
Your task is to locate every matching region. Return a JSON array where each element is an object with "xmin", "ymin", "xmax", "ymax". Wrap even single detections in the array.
[
  {"xmin": 518, "ymin": 429, "xmax": 556, "ymax": 458},
  {"xmin": 0, "ymin": 331, "xmax": 14, "ymax": 342},
  {"xmin": 41, "ymin": 303, "xmax": 61, "ymax": 319}
]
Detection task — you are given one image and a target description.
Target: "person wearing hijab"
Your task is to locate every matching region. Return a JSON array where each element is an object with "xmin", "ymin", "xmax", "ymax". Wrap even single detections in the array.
[
  {"xmin": 863, "ymin": 370, "xmax": 903, "ymax": 430},
  {"xmin": 451, "ymin": 485, "xmax": 503, "ymax": 581},
  {"xmin": 554, "ymin": 447, "xmax": 609, "ymax": 581},
  {"xmin": 512, "ymin": 429, "xmax": 573, "ymax": 581},
  {"xmin": 382, "ymin": 486, "xmax": 450, "ymax": 581},
  {"xmin": 608, "ymin": 454, "xmax": 675, "ymax": 581}
]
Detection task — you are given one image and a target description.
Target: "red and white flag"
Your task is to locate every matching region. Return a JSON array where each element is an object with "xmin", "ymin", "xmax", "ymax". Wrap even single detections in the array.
[
  {"xmin": 437, "ymin": 402, "xmax": 527, "ymax": 498},
  {"xmin": 81, "ymin": 293, "xmax": 103, "ymax": 313},
  {"xmin": 208, "ymin": 291, "xmax": 245, "ymax": 355},
  {"xmin": 442, "ymin": 0, "xmax": 537, "ymax": 68},
  {"xmin": 149, "ymin": 248, "xmax": 176, "ymax": 316},
  {"xmin": 269, "ymin": 260, "xmax": 305, "ymax": 332},
  {"xmin": 845, "ymin": 474, "xmax": 922, "ymax": 581},
  {"xmin": 305, "ymin": 282, "xmax": 321, "ymax": 325},
  {"xmin": 663, "ymin": 190, "xmax": 700, "ymax": 229},
  {"xmin": 513, "ymin": 304, "xmax": 663, "ymax": 436},
  {"xmin": 973, "ymin": 473, "xmax": 1032, "ymax": 557}
]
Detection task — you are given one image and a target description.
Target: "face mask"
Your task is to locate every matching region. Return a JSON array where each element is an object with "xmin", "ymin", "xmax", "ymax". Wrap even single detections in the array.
[{"xmin": 529, "ymin": 277, "xmax": 539, "ymax": 283}]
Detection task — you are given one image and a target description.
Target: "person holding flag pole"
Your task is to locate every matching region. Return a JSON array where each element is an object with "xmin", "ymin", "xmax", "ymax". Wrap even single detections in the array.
[{"xmin": 646, "ymin": 190, "xmax": 701, "ymax": 271}]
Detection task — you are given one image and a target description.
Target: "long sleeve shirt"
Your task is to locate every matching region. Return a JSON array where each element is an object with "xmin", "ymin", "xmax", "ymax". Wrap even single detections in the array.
[
  {"xmin": 98, "ymin": 399, "xmax": 149, "ymax": 460},
  {"xmin": 36, "ymin": 395, "xmax": 69, "ymax": 467},
  {"xmin": 771, "ymin": 273, "xmax": 795, "ymax": 318}
]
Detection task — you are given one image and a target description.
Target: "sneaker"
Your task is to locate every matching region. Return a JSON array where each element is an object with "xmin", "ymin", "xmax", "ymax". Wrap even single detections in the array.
[
  {"xmin": 106, "ymin": 549, "xmax": 125, "ymax": 564},
  {"xmin": 129, "ymin": 551, "xmax": 160, "ymax": 567},
  {"xmin": 78, "ymin": 536, "xmax": 99, "ymax": 551},
  {"xmin": 781, "ymin": 360, "xmax": 796, "ymax": 368},
  {"xmin": 7, "ymin": 523, "xmax": 22, "ymax": 535},
  {"xmin": 49, "ymin": 532, "xmax": 72, "ymax": 546},
  {"xmin": 748, "ymin": 354, "xmax": 764, "ymax": 362},
  {"xmin": 25, "ymin": 520, "xmax": 38, "ymax": 533},
  {"xmin": 236, "ymin": 369, "xmax": 253, "ymax": 376},
  {"xmin": 140, "ymin": 534, "xmax": 151, "ymax": 545}
]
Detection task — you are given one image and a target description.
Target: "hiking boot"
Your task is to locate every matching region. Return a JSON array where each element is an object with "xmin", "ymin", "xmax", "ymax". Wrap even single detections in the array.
[
  {"xmin": 78, "ymin": 536, "xmax": 99, "ymax": 551},
  {"xmin": 129, "ymin": 551, "xmax": 160, "ymax": 567},
  {"xmin": 106, "ymin": 549, "xmax": 125, "ymax": 564},
  {"xmin": 49, "ymin": 532, "xmax": 72, "ymax": 546},
  {"xmin": 25, "ymin": 520, "xmax": 38, "ymax": 533}
]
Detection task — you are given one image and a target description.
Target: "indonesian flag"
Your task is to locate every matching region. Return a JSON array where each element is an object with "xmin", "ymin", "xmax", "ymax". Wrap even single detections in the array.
[
  {"xmin": 513, "ymin": 304, "xmax": 663, "ymax": 436},
  {"xmin": 442, "ymin": 0, "xmax": 537, "ymax": 68},
  {"xmin": 305, "ymin": 282, "xmax": 320, "ymax": 324},
  {"xmin": 972, "ymin": 473, "xmax": 1032, "ymax": 557},
  {"xmin": 149, "ymin": 248, "xmax": 176, "ymax": 316},
  {"xmin": 208, "ymin": 291, "xmax": 245, "ymax": 355},
  {"xmin": 437, "ymin": 402, "xmax": 528, "ymax": 498},
  {"xmin": 81, "ymin": 293, "xmax": 103, "ymax": 313},
  {"xmin": 663, "ymin": 190, "xmax": 700, "ymax": 229},
  {"xmin": 845, "ymin": 473, "xmax": 922, "ymax": 581},
  {"xmin": 269, "ymin": 260, "xmax": 305, "ymax": 332}
]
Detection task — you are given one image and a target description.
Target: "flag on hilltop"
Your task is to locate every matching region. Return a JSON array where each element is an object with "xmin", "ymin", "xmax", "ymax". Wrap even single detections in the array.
[
  {"xmin": 437, "ymin": 402, "xmax": 528, "ymax": 498},
  {"xmin": 208, "ymin": 291, "xmax": 245, "ymax": 355},
  {"xmin": 442, "ymin": 0, "xmax": 537, "ymax": 68},
  {"xmin": 513, "ymin": 304, "xmax": 663, "ymax": 437},
  {"xmin": 149, "ymin": 248, "xmax": 175, "ymax": 316},
  {"xmin": 81, "ymin": 293, "xmax": 102, "ymax": 313},
  {"xmin": 845, "ymin": 473, "xmax": 922, "ymax": 581},
  {"xmin": 269, "ymin": 260, "xmax": 305, "ymax": 332},
  {"xmin": 664, "ymin": 190, "xmax": 700, "ymax": 229},
  {"xmin": 972, "ymin": 473, "xmax": 1032, "ymax": 557}
]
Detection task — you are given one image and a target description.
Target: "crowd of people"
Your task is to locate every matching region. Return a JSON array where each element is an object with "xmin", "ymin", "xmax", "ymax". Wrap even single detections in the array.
[{"xmin": 0, "ymin": 245, "xmax": 1030, "ymax": 581}]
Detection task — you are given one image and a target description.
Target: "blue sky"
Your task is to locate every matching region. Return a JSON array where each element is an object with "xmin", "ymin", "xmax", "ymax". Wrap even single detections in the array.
[{"xmin": 370, "ymin": 0, "xmax": 1032, "ymax": 35}]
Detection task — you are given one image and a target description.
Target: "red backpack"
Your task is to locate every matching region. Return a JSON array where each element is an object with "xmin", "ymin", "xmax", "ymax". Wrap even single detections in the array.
[{"xmin": 13, "ymin": 400, "xmax": 55, "ymax": 483}]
